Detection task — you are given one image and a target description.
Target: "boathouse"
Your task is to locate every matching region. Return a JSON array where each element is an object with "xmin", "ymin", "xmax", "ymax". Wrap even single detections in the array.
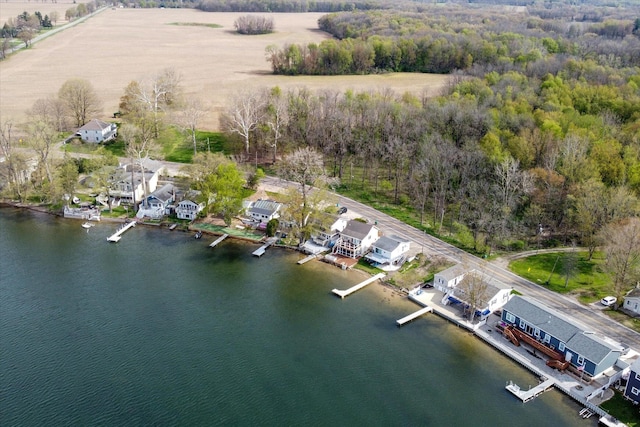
[{"xmin": 501, "ymin": 296, "xmax": 623, "ymax": 378}]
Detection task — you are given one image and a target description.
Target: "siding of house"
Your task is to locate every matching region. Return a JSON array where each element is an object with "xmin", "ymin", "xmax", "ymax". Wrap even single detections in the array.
[
  {"xmin": 624, "ymin": 361, "xmax": 640, "ymax": 404},
  {"xmin": 433, "ymin": 264, "xmax": 466, "ymax": 293},
  {"xmin": 624, "ymin": 297, "xmax": 640, "ymax": 315},
  {"xmin": 176, "ymin": 200, "xmax": 203, "ymax": 220},
  {"xmin": 501, "ymin": 296, "xmax": 621, "ymax": 377}
]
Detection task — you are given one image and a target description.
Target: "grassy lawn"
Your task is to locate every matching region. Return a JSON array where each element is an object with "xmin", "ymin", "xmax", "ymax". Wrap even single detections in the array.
[
  {"xmin": 601, "ymin": 391, "xmax": 640, "ymax": 427},
  {"xmin": 509, "ymin": 252, "xmax": 611, "ymax": 303},
  {"xmin": 604, "ymin": 310, "xmax": 640, "ymax": 334}
]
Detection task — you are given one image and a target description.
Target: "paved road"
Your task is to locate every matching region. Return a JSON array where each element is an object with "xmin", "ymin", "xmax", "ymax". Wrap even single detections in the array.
[{"xmin": 261, "ymin": 175, "xmax": 640, "ymax": 350}]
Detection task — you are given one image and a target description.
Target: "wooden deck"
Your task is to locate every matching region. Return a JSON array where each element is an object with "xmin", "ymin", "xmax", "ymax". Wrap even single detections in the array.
[{"xmin": 332, "ymin": 273, "xmax": 385, "ymax": 299}]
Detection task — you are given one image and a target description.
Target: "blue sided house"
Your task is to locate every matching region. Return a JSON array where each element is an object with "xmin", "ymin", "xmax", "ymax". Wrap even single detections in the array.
[
  {"xmin": 501, "ymin": 296, "xmax": 623, "ymax": 379},
  {"xmin": 624, "ymin": 358, "xmax": 640, "ymax": 404}
]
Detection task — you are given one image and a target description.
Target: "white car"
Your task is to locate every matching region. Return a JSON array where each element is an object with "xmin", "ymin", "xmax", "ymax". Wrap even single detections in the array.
[{"xmin": 601, "ymin": 296, "xmax": 616, "ymax": 307}]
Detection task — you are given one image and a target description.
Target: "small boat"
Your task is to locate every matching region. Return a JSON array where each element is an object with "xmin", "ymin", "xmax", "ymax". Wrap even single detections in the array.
[
  {"xmin": 82, "ymin": 222, "xmax": 94, "ymax": 229},
  {"xmin": 194, "ymin": 230, "xmax": 203, "ymax": 239}
]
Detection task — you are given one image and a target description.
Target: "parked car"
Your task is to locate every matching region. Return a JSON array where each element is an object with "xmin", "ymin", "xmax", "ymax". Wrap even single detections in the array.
[
  {"xmin": 601, "ymin": 296, "xmax": 616, "ymax": 307},
  {"xmin": 337, "ymin": 206, "xmax": 347, "ymax": 215}
]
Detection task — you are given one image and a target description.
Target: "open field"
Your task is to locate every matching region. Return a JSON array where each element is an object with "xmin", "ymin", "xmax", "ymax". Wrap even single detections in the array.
[
  {"xmin": 0, "ymin": 9, "xmax": 449, "ymax": 131},
  {"xmin": 0, "ymin": 0, "xmax": 92, "ymax": 26}
]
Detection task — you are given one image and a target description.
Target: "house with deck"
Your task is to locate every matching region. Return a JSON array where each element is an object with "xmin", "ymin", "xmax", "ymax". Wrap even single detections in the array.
[
  {"xmin": 109, "ymin": 164, "xmax": 159, "ymax": 206},
  {"xmin": 247, "ymin": 200, "xmax": 282, "ymax": 226},
  {"xmin": 176, "ymin": 199, "xmax": 205, "ymax": 220},
  {"xmin": 443, "ymin": 271, "xmax": 513, "ymax": 320},
  {"xmin": 137, "ymin": 183, "xmax": 176, "ymax": 219},
  {"xmin": 364, "ymin": 235, "xmax": 411, "ymax": 269},
  {"xmin": 76, "ymin": 119, "xmax": 117, "ymax": 143},
  {"xmin": 501, "ymin": 295, "xmax": 623, "ymax": 379},
  {"xmin": 332, "ymin": 220, "xmax": 379, "ymax": 259}
]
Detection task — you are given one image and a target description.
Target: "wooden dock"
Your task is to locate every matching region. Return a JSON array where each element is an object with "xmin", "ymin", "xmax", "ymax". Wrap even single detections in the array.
[
  {"xmin": 505, "ymin": 378, "xmax": 555, "ymax": 402},
  {"xmin": 253, "ymin": 237, "xmax": 277, "ymax": 257},
  {"xmin": 332, "ymin": 273, "xmax": 385, "ymax": 299},
  {"xmin": 297, "ymin": 254, "xmax": 317, "ymax": 265},
  {"xmin": 107, "ymin": 221, "xmax": 136, "ymax": 242},
  {"xmin": 396, "ymin": 306, "xmax": 433, "ymax": 326},
  {"xmin": 209, "ymin": 234, "xmax": 229, "ymax": 248}
]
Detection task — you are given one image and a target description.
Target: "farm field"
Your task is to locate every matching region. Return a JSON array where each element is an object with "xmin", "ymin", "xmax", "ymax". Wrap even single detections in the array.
[
  {"xmin": 0, "ymin": 8, "xmax": 449, "ymax": 131},
  {"xmin": 0, "ymin": 0, "xmax": 91, "ymax": 26}
]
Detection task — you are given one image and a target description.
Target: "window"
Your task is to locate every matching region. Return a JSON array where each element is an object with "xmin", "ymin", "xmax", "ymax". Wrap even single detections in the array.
[
  {"xmin": 519, "ymin": 319, "xmax": 526, "ymax": 329},
  {"xmin": 543, "ymin": 334, "xmax": 550, "ymax": 344},
  {"xmin": 577, "ymin": 355, "xmax": 584, "ymax": 366},
  {"xmin": 534, "ymin": 328, "xmax": 540, "ymax": 338},
  {"xmin": 559, "ymin": 342, "xmax": 565, "ymax": 351},
  {"xmin": 632, "ymin": 387, "xmax": 640, "ymax": 396},
  {"xmin": 505, "ymin": 312, "xmax": 515, "ymax": 323},
  {"xmin": 635, "ymin": 373, "xmax": 640, "ymax": 381}
]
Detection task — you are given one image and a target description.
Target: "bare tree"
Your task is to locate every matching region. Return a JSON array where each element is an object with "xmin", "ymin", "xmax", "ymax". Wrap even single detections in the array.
[
  {"xmin": 262, "ymin": 87, "xmax": 288, "ymax": 163},
  {"xmin": 0, "ymin": 120, "xmax": 29, "ymax": 201},
  {"xmin": 600, "ymin": 217, "xmax": 640, "ymax": 305},
  {"xmin": 173, "ymin": 97, "xmax": 207, "ymax": 156},
  {"xmin": 58, "ymin": 78, "xmax": 102, "ymax": 128},
  {"xmin": 277, "ymin": 147, "xmax": 333, "ymax": 243},
  {"xmin": 455, "ymin": 270, "xmax": 491, "ymax": 323},
  {"xmin": 133, "ymin": 68, "xmax": 182, "ymax": 138},
  {"xmin": 28, "ymin": 97, "xmax": 68, "ymax": 132},
  {"xmin": 26, "ymin": 119, "xmax": 57, "ymax": 184},
  {"xmin": 221, "ymin": 90, "xmax": 265, "ymax": 156},
  {"xmin": 120, "ymin": 120, "xmax": 156, "ymax": 207}
]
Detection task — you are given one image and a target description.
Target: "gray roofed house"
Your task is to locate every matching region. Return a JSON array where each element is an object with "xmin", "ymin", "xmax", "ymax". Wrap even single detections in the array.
[
  {"xmin": 76, "ymin": 119, "xmax": 117, "ymax": 143},
  {"xmin": 364, "ymin": 235, "xmax": 411, "ymax": 269},
  {"xmin": 433, "ymin": 264, "xmax": 467, "ymax": 293},
  {"xmin": 501, "ymin": 295, "xmax": 622, "ymax": 377},
  {"xmin": 137, "ymin": 183, "xmax": 176, "ymax": 219},
  {"xmin": 247, "ymin": 200, "xmax": 281, "ymax": 223},
  {"xmin": 623, "ymin": 287, "xmax": 640, "ymax": 315},
  {"xmin": 333, "ymin": 220, "xmax": 379, "ymax": 259}
]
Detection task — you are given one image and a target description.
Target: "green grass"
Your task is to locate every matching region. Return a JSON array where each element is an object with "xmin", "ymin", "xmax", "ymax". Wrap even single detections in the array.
[
  {"xmin": 100, "ymin": 206, "xmax": 134, "ymax": 218},
  {"xmin": 600, "ymin": 391, "xmax": 640, "ymax": 427},
  {"xmin": 509, "ymin": 252, "xmax": 611, "ymax": 303},
  {"xmin": 354, "ymin": 259, "xmax": 383, "ymax": 275}
]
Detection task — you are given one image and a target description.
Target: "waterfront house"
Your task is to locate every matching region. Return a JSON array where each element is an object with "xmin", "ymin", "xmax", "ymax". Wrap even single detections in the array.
[
  {"xmin": 176, "ymin": 199, "xmax": 205, "ymax": 220},
  {"xmin": 623, "ymin": 288, "xmax": 640, "ymax": 316},
  {"xmin": 364, "ymin": 235, "xmax": 411, "ymax": 268},
  {"xmin": 311, "ymin": 217, "xmax": 348, "ymax": 247},
  {"xmin": 247, "ymin": 200, "xmax": 281, "ymax": 225},
  {"xmin": 445, "ymin": 272, "xmax": 513, "ymax": 320},
  {"xmin": 624, "ymin": 358, "xmax": 640, "ymax": 404},
  {"xmin": 109, "ymin": 164, "xmax": 160, "ymax": 206},
  {"xmin": 137, "ymin": 183, "xmax": 176, "ymax": 219},
  {"xmin": 501, "ymin": 296, "xmax": 623, "ymax": 378},
  {"xmin": 433, "ymin": 264, "xmax": 467, "ymax": 293},
  {"xmin": 332, "ymin": 220, "xmax": 379, "ymax": 259},
  {"xmin": 76, "ymin": 119, "xmax": 117, "ymax": 143}
]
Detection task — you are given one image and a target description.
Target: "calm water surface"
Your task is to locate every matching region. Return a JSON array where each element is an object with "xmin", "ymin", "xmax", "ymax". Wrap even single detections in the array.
[{"xmin": 0, "ymin": 208, "xmax": 596, "ymax": 426}]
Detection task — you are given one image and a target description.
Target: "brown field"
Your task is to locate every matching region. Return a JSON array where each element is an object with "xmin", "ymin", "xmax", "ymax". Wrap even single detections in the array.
[
  {"xmin": 0, "ymin": 8, "xmax": 449, "ymax": 131},
  {"xmin": 0, "ymin": 0, "xmax": 92, "ymax": 26}
]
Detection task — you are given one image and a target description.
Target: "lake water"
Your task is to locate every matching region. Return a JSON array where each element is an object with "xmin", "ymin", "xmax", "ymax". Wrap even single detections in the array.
[{"xmin": 0, "ymin": 208, "xmax": 596, "ymax": 426}]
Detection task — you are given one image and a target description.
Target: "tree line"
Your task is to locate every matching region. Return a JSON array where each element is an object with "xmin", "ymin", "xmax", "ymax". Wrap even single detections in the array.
[{"xmin": 266, "ymin": 7, "xmax": 640, "ymax": 76}]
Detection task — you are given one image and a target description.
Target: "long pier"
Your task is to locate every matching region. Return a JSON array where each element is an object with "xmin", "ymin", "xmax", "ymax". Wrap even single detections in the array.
[
  {"xmin": 209, "ymin": 234, "xmax": 229, "ymax": 248},
  {"xmin": 253, "ymin": 237, "xmax": 277, "ymax": 257},
  {"xmin": 505, "ymin": 378, "xmax": 555, "ymax": 402},
  {"xmin": 332, "ymin": 273, "xmax": 385, "ymax": 299},
  {"xmin": 396, "ymin": 306, "xmax": 433, "ymax": 326},
  {"xmin": 107, "ymin": 221, "xmax": 136, "ymax": 242}
]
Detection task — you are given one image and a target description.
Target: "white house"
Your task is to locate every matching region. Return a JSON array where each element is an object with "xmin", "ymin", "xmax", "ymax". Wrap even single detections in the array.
[
  {"xmin": 433, "ymin": 264, "xmax": 467, "ymax": 293},
  {"xmin": 176, "ymin": 199, "xmax": 205, "ymax": 220},
  {"xmin": 137, "ymin": 183, "xmax": 176, "ymax": 219},
  {"xmin": 247, "ymin": 200, "xmax": 282, "ymax": 224},
  {"xmin": 332, "ymin": 220, "xmax": 379, "ymax": 259},
  {"xmin": 364, "ymin": 234, "xmax": 411, "ymax": 269},
  {"xmin": 312, "ymin": 217, "xmax": 348, "ymax": 247},
  {"xmin": 623, "ymin": 288, "xmax": 640, "ymax": 316},
  {"xmin": 76, "ymin": 119, "xmax": 117, "ymax": 143},
  {"xmin": 446, "ymin": 271, "xmax": 513, "ymax": 320},
  {"xmin": 109, "ymin": 164, "xmax": 159, "ymax": 206}
]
